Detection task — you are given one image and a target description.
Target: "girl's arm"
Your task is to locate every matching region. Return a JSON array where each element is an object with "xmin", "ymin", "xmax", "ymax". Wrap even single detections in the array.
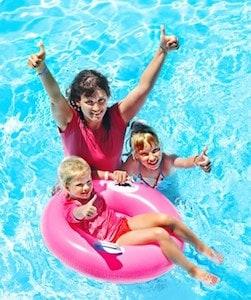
[
  {"xmin": 121, "ymin": 155, "xmax": 138, "ymax": 176},
  {"xmin": 28, "ymin": 42, "xmax": 73, "ymax": 130},
  {"xmin": 171, "ymin": 147, "xmax": 211, "ymax": 172},
  {"xmin": 172, "ymin": 156, "xmax": 197, "ymax": 168},
  {"xmin": 118, "ymin": 25, "xmax": 179, "ymax": 123}
]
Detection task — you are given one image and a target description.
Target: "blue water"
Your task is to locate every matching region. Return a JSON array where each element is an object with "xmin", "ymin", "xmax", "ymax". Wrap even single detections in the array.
[{"xmin": 0, "ymin": 0, "xmax": 250, "ymax": 299}]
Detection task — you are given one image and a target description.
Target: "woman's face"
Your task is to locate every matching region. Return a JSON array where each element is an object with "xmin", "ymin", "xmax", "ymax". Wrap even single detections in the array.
[
  {"xmin": 66, "ymin": 173, "xmax": 93, "ymax": 201},
  {"xmin": 77, "ymin": 89, "xmax": 108, "ymax": 127},
  {"xmin": 135, "ymin": 142, "xmax": 162, "ymax": 170}
]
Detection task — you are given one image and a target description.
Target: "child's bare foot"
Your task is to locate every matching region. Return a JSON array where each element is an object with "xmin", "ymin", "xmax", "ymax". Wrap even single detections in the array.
[
  {"xmin": 197, "ymin": 245, "xmax": 223, "ymax": 264},
  {"xmin": 189, "ymin": 266, "xmax": 220, "ymax": 285}
]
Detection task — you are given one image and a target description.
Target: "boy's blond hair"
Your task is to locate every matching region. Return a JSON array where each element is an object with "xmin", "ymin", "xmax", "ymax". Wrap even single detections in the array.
[{"xmin": 58, "ymin": 156, "xmax": 91, "ymax": 188}]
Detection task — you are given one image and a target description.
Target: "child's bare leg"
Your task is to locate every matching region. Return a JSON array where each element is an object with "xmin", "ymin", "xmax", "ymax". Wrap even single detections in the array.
[
  {"xmin": 128, "ymin": 213, "xmax": 223, "ymax": 263},
  {"xmin": 164, "ymin": 218, "xmax": 223, "ymax": 264},
  {"xmin": 116, "ymin": 227, "xmax": 219, "ymax": 285}
]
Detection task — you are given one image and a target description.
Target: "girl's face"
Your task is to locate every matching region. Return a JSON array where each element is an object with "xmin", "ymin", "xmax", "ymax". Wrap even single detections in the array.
[
  {"xmin": 77, "ymin": 89, "xmax": 108, "ymax": 127},
  {"xmin": 135, "ymin": 142, "xmax": 162, "ymax": 170},
  {"xmin": 66, "ymin": 173, "xmax": 93, "ymax": 201}
]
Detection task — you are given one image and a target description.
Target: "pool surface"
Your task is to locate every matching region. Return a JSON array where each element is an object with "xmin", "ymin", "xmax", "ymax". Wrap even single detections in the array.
[{"xmin": 0, "ymin": 1, "xmax": 250, "ymax": 299}]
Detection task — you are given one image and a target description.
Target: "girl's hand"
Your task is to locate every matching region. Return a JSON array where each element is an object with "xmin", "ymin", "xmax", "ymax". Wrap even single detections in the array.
[
  {"xmin": 111, "ymin": 170, "xmax": 128, "ymax": 184},
  {"xmin": 194, "ymin": 146, "xmax": 211, "ymax": 173},
  {"xmin": 27, "ymin": 41, "xmax": 46, "ymax": 68},
  {"xmin": 160, "ymin": 24, "xmax": 179, "ymax": 52}
]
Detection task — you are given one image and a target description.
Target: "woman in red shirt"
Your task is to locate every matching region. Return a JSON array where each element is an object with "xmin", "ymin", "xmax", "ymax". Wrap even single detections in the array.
[{"xmin": 28, "ymin": 25, "xmax": 179, "ymax": 180}]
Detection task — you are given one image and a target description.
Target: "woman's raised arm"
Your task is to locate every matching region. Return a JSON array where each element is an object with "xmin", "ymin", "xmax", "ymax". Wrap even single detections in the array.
[
  {"xmin": 118, "ymin": 25, "xmax": 179, "ymax": 123},
  {"xmin": 28, "ymin": 42, "xmax": 73, "ymax": 130}
]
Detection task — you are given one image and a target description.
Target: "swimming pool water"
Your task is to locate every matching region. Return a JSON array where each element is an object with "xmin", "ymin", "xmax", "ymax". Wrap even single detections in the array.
[{"xmin": 0, "ymin": 0, "xmax": 250, "ymax": 299}]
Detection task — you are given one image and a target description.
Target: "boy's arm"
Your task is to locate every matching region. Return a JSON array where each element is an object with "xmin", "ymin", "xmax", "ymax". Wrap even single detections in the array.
[
  {"xmin": 118, "ymin": 25, "xmax": 179, "ymax": 123},
  {"xmin": 73, "ymin": 195, "xmax": 97, "ymax": 220},
  {"xmin": 28, "ymin": 42, "xmax": 73, "ymax": 130}
]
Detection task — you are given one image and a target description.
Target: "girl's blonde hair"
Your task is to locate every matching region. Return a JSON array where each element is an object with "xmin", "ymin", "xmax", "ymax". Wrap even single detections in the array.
[
  {"xmin": 129, "ymin": 122, "xmax": 160, "ymax": 154},
  {"xmin": 58, "ymin": 156, "xmax": 91, "ymax": 188}
]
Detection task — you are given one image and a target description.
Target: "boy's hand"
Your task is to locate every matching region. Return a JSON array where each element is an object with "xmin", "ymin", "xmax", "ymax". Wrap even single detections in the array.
[
  {"xmin": 160, "ymin": 24, "xmax": 179, "ymax": 52},
  {"xmin": 111, "ymin": 170, "xmax": 128, "ymax": 184},
  {"xmin": 81, "ymin": 195, "xmax": 97, "ymax": 219},
  {"xmin": 27, "ymin": 41, "xmax": 46, "ymax": 69},
  {"xmin": 195, "ymin": 146, "xmax": 211, "ymax": 173}
]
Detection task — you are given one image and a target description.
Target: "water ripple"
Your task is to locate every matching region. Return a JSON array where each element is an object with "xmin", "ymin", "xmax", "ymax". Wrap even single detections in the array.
[{"xmin": 0, "ymin": 0, "xmax": 250, "ymax": 299}]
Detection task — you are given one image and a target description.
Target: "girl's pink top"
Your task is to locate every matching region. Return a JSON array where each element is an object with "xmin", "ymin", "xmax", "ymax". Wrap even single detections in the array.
[
  {"xmin": 59, "ymin": 103, "xmax": 127, "ymax": 171},
  {"xmin": 64, "ymin": 193, "xmax": 124, "ymax": 242}
]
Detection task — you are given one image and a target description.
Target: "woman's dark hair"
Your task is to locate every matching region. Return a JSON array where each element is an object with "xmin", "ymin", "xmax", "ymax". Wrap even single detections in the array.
[{"xmin": 67, "ymin": 70, "xmax": 111, "ymax": 131}]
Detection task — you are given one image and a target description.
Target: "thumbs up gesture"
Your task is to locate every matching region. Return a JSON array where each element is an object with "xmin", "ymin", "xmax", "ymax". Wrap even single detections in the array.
[
  {"xmin": 159, "ymin": 24, "xmax": 179, "ymax": 52},
  {"xmin": 27, "ymin": 41, "xmax": 46, "ymax": 68},
  {"xmin": 74, "ymin": 195, "xmax": 98, "ymax": 220},
  {"xmin": 194, "ymin": 146, "xmax": 212, "ymax": 173}
]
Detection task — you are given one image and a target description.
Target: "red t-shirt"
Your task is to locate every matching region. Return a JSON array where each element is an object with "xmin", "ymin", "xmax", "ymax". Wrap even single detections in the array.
[
  {"xmin": 59, "ymin": 103, "xmax": 127, "ymax": 171},
  {"xmin": 64, "ymin": 193, "xmax": 124, "ymax": 242}
]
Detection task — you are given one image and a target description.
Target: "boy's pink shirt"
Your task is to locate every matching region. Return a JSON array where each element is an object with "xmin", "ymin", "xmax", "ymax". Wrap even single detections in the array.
[
  {"xmin": 59, "ymin": 103, "xmax": 127, "ymax": 171},
  {"xmin": 64, "ymin": 194, "xmax": 124, "ymax": 242}
]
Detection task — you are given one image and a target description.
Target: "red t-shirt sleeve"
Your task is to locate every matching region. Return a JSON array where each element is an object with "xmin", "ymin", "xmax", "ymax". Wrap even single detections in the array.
[
  {"xmin": 58, "ymin": 109, "xmax": 78, "ymax": 135},
  {"xmin": 109, "ymin": 102, "xmax": 127, "ymax": 129},
  {"xmin": 64, "ymin": 199, "xmax": 82, "ymax": 223}
]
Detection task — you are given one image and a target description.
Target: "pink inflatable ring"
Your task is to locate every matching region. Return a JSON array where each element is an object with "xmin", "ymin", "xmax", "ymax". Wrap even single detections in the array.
[{"xmin": 41, "ymin": 180, "xmax": 184, "ymax": 283}]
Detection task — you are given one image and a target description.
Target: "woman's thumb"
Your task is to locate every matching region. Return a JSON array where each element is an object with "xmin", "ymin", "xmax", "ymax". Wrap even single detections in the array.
[{"xmin": 37, "ymin": 41, "xmax": 45, "ymax": 58}]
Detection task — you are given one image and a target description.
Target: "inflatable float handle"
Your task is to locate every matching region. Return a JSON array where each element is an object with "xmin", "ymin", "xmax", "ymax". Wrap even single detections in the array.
[{"xmin": 94, "ymin": 240, "xmax": 124, "ymax": 255}]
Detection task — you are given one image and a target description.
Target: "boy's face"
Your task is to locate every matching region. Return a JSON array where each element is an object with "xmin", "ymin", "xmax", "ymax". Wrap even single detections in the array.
[
  {"xmin": 67, "ymin": 173, "xmax": 93, "ymax": 200},
  {"xmin": 135, "ymin": 142, "xmax": 162, "ymax": 170}
]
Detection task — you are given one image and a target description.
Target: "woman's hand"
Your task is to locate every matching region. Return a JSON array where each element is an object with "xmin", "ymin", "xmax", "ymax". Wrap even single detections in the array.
[
  {"xmin": 194, "ymin": 147, "xmax": 211, "ymax": 173},
  {"xmin": 111, "ymin": 170, "xmax": 129, "ymax": 184},
  {"xmin": 27, "ymin": 41, "xmax": 46, "ymax": 69},
  {"xmin": 160, "ymin": 25, "xmax": 179, "ymax": 52}
]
